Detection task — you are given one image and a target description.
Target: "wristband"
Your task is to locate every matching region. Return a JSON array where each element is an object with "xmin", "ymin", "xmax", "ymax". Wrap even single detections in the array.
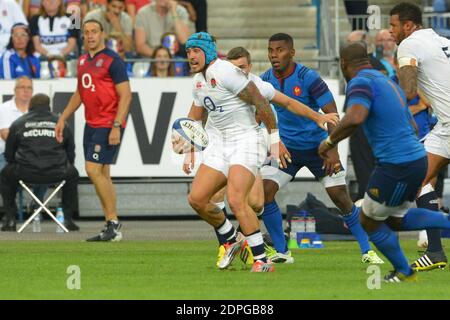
[
  {"xmin": 270, "ymin": 130, "xmax": 280, "ymax": 145},
  {"xmin": 325, "ymin": 136, "xmax": 336, "ymax": 148}
]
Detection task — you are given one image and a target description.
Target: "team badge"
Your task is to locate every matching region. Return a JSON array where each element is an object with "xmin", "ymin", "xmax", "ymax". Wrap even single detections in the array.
[
  {"xmin": 61, "ymin": 23, "xmax": 67, "ymax": 29},
  {"xmin": 293, "ymin": 86, "xmax": 302, "ymax": 96},
  {"xmin": 369, "ymin": 188, "xmax": 379, "ymax": 198},
  {"xmin": 80, "ymin": 58, "xmax": 85, "ymax": 66},
  {"xmin": 196, "ymin": 81, "xmax": 202, "ymax": 89},
  {"xmin": 94, "ymin": 145, "xmax": 102, "ymax": 153},
  {"xmin": 96, "ymin": 59, "xmax": 104, "ymax": 67},
  {"xmin": 211, "ymin": 78, "xmax": 216, "ymax": 88},
  {"xmin": 2, "ymin": 10, "xmax": 7, "ymax": 16}
]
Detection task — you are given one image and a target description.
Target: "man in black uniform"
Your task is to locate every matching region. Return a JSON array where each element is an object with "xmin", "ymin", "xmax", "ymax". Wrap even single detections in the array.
[{"xmin": 0, "ymin": 94, "xmax": 79, "ymax": 231}]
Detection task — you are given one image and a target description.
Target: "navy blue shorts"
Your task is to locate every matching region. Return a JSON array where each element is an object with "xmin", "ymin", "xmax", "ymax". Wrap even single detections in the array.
[
  {"xmin": 282, "ymin": 147, "xmax": 344, "ymax": 181},
  {"xmin": 83, "ymin": 125, "xmax": 123, "ymax": 164},
  {"xmin": 366, "ymin": 156, "xmax": 428, "ymax": 206}
]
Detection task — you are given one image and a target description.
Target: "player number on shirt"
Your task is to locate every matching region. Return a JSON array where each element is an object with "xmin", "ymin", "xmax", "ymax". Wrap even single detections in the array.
[
  {"xmin": 443, "ymin": 46, "xmax": 450, "ymax": 59},
  {"xmin": 203, "ymin": 97, "xmax": 224, "ymax": 112},
  {"xmin": 81, "ymin": 73, "xmax": 96, "ymax": 92}
]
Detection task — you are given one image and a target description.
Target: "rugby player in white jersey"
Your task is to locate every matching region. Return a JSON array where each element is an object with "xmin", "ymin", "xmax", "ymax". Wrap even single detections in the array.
[
  {"xmin": 173, "ymin": 32, "xmax": 338, "ymax": 272},
  {"xmin": 193, "ymin": 46, "xmax": 340, "ymax": 267},
  {"xmin": 390, "ymin": 2, "xmax": 450, "ymax": 271}
]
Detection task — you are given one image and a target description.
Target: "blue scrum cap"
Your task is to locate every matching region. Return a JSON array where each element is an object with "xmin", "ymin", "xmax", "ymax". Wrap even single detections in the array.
[{"xmin": 186, "ymin": 32, "xmax": 217, "ymax": 65}]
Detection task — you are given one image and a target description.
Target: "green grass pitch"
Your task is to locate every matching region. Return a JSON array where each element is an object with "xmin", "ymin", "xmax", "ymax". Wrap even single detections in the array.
[{"xmin": 0, "ymin": 240, "xmax": 449, "ymax": 299}]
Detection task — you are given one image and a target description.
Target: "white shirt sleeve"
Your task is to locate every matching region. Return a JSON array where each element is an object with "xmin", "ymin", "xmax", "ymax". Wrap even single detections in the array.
[
  {"xmin": 10, "ymin": 0, "xmax": 28, "ymax": 25},
  {"xmin": 397, "ymin": 37, "xmax": 424, "ymax": 67},
  {"xmin": 218, "ymin": 62, "xmax": 250, "ymax": 96},
  {"xmin": 250, "ymin": 74, "xmax": 276, "ymax": 101},
  {"xmin": 0, "ymin": 102, "xmax": 10, "ymax": 130}
]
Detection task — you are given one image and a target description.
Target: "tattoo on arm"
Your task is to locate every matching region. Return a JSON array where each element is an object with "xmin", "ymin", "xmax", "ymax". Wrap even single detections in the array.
[
  {"xmin": 238, "ymin": 81, "xmax": 278, "ymax": 131},
  {"xmin": 399, "ymin": 65, "xmax": 418, "ymax": 100}
]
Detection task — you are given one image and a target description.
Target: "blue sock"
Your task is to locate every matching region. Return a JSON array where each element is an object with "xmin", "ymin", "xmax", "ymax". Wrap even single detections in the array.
[
  {"xmin": 369, "ymin": 224, "xmax": 412, "ymax": 275},
  {"xmin": 402, "ymin": 208, "xmax": 450, "ymax": 230},
  {"xmin": 342, "ymin": 205, "xmax": 371, "ymax": 254},
  {"xmin": 262, "ymin": 201, "xmax": 287, "ymax": 253}
]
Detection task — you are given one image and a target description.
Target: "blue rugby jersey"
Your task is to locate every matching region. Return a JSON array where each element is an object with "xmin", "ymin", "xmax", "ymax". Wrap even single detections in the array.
[
  {"xmin": 261, "ymin": 63, "xmax": 335, "ymax": 150},
  {"xmin": 346, "ymin": 68, "xmax": 426, "ymax": 164}
]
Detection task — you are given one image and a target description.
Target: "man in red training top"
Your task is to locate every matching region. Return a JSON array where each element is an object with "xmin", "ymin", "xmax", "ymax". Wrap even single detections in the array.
[{"xmin": 55, "ymin": 19, "xmax": 132, "ymax": 242}]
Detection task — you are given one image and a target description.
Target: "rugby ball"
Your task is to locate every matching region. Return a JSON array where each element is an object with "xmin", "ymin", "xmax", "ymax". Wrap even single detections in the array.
[{"xmin": 172, "ymin": 118, "xmax": 209, "ymax": 152}]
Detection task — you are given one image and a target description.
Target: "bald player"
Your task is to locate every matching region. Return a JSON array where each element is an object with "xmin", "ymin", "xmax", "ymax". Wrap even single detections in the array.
[{"xmin": 318, "ymin": 42, "xmax": 450, "ymax": 283}]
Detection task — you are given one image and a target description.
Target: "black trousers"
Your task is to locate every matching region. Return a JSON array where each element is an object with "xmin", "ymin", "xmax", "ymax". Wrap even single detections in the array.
[
  {"xmin": 186, "ymin": 0, "xmax": 207, "ymax": 32},
  {"xmin": 344, "ymin": 0, "xmax": 368, "ymax": 31},
  {"xmin": 350, "ymin": 126, "xmax": 376, "ymax": 200},
  {"xmin": 0, "ymin": 164, "xmax": 79, "ymax": 221}
]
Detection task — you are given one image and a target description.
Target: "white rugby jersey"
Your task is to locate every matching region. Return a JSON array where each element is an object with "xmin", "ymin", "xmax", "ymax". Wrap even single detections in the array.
[
  {"xmin": 192, "ymin": 59, "xmax": 274, "ymax": 136},
  {"xmin": 397, "ymin": 28, "xmax": 450, "ymax": 124}
]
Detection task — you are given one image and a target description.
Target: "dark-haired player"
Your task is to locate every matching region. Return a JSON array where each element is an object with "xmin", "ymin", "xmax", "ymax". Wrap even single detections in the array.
[{"xmin": 55, "ymin": 19, "xmax": 132, "ymax": 242}]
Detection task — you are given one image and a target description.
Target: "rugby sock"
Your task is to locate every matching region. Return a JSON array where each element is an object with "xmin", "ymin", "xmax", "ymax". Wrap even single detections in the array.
[
  {"xmin": 416, "ymin": 186, "xmax": 443, "ymax": 252},
  {"xmin": 342, "ymin": 205, "xmax": 371, "ymax": 254},
  {"xmin": 368, "ymin": 224, "xmax": 412, "ymax": 276},
  {"xmin": 246, "ymin": 230, "xmax": 267, "ymax": 262},
  {"xmin": 401, "ymin": 208, "xmax": 450, "ymax": 230},
  {"xmin": 216, "ymin": 218, "xmax": 237, "ymax": 243},
  {"xmin": 263, "ymin": 201, "xmax": 287, "ymax": 253},
  {"xmin": 214, "ymin": 203, "xmax": 228, "ymax": 245}
]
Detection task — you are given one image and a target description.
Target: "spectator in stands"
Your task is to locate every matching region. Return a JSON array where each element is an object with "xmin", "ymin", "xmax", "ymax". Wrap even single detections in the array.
[
  {"xmin": 106, "ymin": 32, "xmax": 133, "ymax": 76},
  {"xmin": 84, "ymin": 0, "xmax": 133, "ymax": 53},
  {"xmin": 48, "ymin": 55, "xmax": 67, "ymax": 77},
  {"xmin": 125, "ymin": 0, "xmax": 151, "ymax": 23},
  {"xmin": 0, "ymin": 76, "xmax": 33, "ymax": 173},
  {"xmin": 177, "ymin": 0, "xmax": 206, "ymax": 32},
  {"xmin": 147, "ymin": 46, "xmax": 174, "ymax": 77},
  {"xmin": 30, "ymin": 0, "xmax": 79, "ymax": 58},
  {"xmin": 160, "ymin": 31, "xmax": 189, "ymax": 76},
  {"xmin": 0, "ymin": 0, "xmax": 28, "ymax": 54},
  {"xmin": 374, "ymin": 29, "xmax": 396, "ymax": 77},
  {"xmin": 135, "ymin": 0, "xmax": 190, "ymax": 58},
  {"xmin": 0, "ymin": 94, "xmax": 80, "ymax": 232},
  {"xmin": 0, "ymin": 23, "xmax": 41, "ymax": 79},
  {"xmin": 346, "ymin": 30, "xmax": 387, "ymax": 75},
  {"xmin": 29, "ymin": 0, "xmax": 80, "ymax": 18}
]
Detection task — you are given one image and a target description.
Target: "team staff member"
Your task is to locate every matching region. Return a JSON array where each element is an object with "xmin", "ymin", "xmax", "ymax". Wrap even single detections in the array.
[{"xmin": 55, "ymin": 19, "xmax": 132, "ymax": 242}]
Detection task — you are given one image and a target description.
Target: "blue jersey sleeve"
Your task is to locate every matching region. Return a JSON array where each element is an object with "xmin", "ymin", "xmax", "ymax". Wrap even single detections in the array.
[
  {"xmin": 346, "ymin": 78, "xmax": 373, "ymax": 110},
  {"xmin": 109, "ymin": 57, "xmax": 129, "ymax": 85},
  {"xmin": 304, "ymin": 69, "xmax": 334, "ymax": 108}
]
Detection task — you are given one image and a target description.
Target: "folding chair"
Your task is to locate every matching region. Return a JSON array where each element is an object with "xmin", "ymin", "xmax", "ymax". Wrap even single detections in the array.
[{"xmin": 17, "ymin": 180, "xmax": 69, "ymax": 233}]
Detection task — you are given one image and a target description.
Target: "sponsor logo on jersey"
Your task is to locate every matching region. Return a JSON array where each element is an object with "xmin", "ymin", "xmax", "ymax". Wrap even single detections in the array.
[
  {"xmin": 293, "ymin": 86, "xmax": 302, "ymax": 96},
  {"xmin": 211, "ymin": 78, "xmax": 216, "ymax": 88}
]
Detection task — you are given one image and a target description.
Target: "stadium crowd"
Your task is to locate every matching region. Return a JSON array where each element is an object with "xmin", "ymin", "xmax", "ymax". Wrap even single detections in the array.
[{"xmin": 0, "ymin": 0, "xmax": 208, "ymax": 79}]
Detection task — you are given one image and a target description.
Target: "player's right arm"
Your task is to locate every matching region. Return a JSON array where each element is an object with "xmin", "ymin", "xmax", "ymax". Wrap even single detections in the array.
[
  {"xmin": 397, "ymin": 39, "xmax": 421, "ymax": 100},
  {"xmin": 271, "ymin": 91, "xmax": 339, "ymax": 130},
  {"xmin": 55, "ymin": 89, "xmax": 82, "ymax": 143},
  {"xmin": 180, "ymin": 102, "xmax": 205, "ymax": 174}
]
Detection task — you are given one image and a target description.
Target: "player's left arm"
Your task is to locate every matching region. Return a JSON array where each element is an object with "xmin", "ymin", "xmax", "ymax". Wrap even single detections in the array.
[
  {"xmin": 238, "ymin": 81, "xmax": 291, "ymax": 168},
  {"xmin": 109, "ymin": 81, "xmax": 132, "ymax": 145},
  {"xmin": 305, "ymin": 69, "xmax": 341, "ymax": 174}
]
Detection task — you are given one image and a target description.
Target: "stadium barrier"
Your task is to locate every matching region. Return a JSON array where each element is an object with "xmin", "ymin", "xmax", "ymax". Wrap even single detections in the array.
[{"xmin": 1, "ymin": 78, "xmax": 347, "ymax": 179}]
